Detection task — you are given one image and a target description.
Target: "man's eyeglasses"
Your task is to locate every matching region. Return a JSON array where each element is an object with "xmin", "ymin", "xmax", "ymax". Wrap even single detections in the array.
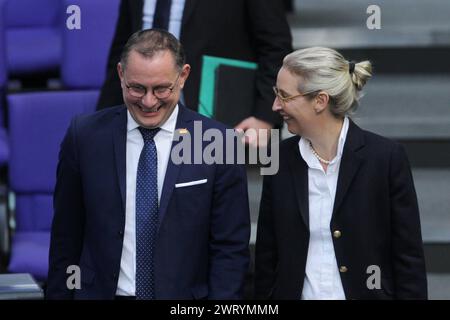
[
  {"xmin": 124, "ymin": 73, "xmax": 181, "ymax": 99},
  {"xmin": 272, "ymin": 86, "xmax": 315, "ymax": 104}
]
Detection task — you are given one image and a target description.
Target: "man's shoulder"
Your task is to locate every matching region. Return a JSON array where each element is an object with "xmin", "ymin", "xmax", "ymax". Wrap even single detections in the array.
[
  {"xmin": 66, "ymin": 105, "xmax": 126, "ymax": 144},
  {"xmin": 179, "ymin": 105, "xmax": 230, "ymax": 132}
]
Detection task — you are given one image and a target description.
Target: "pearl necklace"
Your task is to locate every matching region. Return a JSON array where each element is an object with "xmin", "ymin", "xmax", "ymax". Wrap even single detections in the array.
[{"xmin": 309, "ymin": 140, "xmax": 331, "ymax": 165}]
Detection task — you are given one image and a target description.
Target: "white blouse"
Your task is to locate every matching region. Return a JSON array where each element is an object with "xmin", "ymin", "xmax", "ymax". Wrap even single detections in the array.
[{"xmin": 298, "ymin": 117, "xmax": 349, "ymax": 300}]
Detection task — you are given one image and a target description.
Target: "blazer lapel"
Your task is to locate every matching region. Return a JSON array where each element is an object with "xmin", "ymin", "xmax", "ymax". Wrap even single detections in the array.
[
  {"xmin": 288, "ymin": 139, "xmax": 310, "ymax": 229},
  {"xmin": 332, "ymin": 120, "xmax": 365, "ymax": 218},
  {"xmin": 112, "ymin": 107, "xmax": 128, "ymax": 213},
  {"xmin": 181, "ymin": 0, "xmax": 200, "ymax": 28},
  {"xmin": 158, "ymin": 105, "xmax": 194, "ymax": 230}
]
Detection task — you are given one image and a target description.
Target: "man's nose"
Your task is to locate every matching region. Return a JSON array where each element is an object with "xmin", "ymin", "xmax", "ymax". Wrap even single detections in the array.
[
  {"xmin": 272, "ymin": 97, "xmax": 283, "ymax": 112},
  {"xmin": 141, "ymin": 90, "xmax": 159, "ymax": 106}
]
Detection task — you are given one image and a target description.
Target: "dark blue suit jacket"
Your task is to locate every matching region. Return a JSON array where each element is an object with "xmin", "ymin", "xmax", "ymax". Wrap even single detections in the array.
[{"xmin": 47, "ymin": 105, "xmax": 250, "ymax": 299}]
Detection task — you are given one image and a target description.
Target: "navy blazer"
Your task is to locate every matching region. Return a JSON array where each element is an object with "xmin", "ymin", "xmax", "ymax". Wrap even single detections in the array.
[
  {"xmin": 255, "ymin": 120, "xmax": 427, "ymax": 299},
  {"xmin": 47, "ymin": 105, "xmax": 250, "ymax": 299}
]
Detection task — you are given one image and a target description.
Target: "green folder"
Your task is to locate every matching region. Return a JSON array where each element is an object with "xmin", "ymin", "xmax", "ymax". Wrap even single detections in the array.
[{"xmin": 198, "ymin": 55, "xmax": 257, "ymax": 118}]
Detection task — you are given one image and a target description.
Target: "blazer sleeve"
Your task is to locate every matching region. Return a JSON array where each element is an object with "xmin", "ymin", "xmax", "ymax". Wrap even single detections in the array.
[
  {"xmin": 208, "ymin": 161, "xmax": 251, "ymax": 299},
  {"xmin": 46, "ymin": 118, "xmax": 85, "ymax": 299},
  {"xmin": 254, "ymin": 174, "xmax": 278, "ymax": 299},
  {"xmin": 389, "ymin": 143, "xmax": 428, "ymax": 299},
  {"xmin": 97, "ymin": 0, "xmax": 134, "ymax": 109},
  {"xmin": 246, "ymin": 0, "xmax": 293, "ymax": 127}
]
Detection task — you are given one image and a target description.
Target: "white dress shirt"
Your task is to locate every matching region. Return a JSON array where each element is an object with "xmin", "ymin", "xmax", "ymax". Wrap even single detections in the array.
[
  {"xmin": 116, "ymin": 105, "xmax": 178, "ymax": 296},
  {"xmin": 299, "ymin": 117, "xmax": 349, "ymax": 300},
  {"xmin": 142, "ymin": 0, "xmax": 186, "ymax": 39}
]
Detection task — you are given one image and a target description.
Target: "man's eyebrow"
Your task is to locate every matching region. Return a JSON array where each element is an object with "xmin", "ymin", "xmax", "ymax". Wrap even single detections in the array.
[
  {"xmin": 278, "ymin": 88, "xmax": 289, "ymax": 96},
  {"xmin": 153, "ymin": 82, "xmax": 172, "ymax": 88},
  {"xmin": 127, "ymin": 81, "xmax": 146, "ymax": 88},
  {"xmin": 128, "ymin": 81, "xmax": 173, "ymax": 88}
]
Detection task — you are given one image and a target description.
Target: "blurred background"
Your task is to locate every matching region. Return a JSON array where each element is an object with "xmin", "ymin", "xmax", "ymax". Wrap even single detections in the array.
[{"xmin": 0, "ymin": 0, "xmax": 449, "ymax": 299}]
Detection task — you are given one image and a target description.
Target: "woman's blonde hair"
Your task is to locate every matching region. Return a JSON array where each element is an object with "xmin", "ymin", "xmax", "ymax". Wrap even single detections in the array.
[{"xmin": 283, "ymin": 47, "xmax": 372, "ymax": 117}]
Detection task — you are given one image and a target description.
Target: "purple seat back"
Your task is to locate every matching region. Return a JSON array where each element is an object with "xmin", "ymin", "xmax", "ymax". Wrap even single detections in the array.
[
  {"xmin": 0, "ymin": 0, "xmax": 6, "ymax": 87},
  {"xmin": 7, "ymin": 90, "xmax": 98, "ymax": 280},
  {"xmin": 7, "ymin": 28, "xmax": 62, "ymax": 75},
  {"xmin": 0, "ymin": 9, "xmax": 7, "ymax": 164},
  {"xmin": 62, "ymin": 0, "xmax": 120, "ymax": 89},
  {"xmin": 5, "ymin": 0, "xmax": 60, "ymax": 28},
  {"xmin": 7, "ymin": 90, "xmax": 99, "ymax": 231},
  {"xmin": 5, "ymin": 0, "xmax": 62, "ymax": 75}
]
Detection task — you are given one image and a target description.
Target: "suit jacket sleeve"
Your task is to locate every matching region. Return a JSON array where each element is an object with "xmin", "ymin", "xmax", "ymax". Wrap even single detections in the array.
[
  {"xmin": 97, "ymin": 0, "xmax": 134, "ymax": 109},
  {"xmin": 389, "ymin": 143, "xmax": 428, "ymax": 299},
  {"xmin": 46, "ymin": 118, "xmax": 85, "ymax": 299},
  {"xmin": 247, "ymin": 0, "xmax": 293, "ymax": 127},
  {"xmin": 208, "ymin": 161, "xmax": 250, "ymax": 299},
  {"xmin": 254, "ymin": 174, "xmax": 278, "ymax": 299}
]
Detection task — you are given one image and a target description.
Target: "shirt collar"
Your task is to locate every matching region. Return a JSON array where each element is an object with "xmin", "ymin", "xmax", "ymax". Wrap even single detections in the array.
[
  {"xmin": 299, "ymin": 116, "xmax": 350, "ymax": 169},
  {"xmin": 127, "ymin": 104, "xmax": 179, "ymax": 134}
]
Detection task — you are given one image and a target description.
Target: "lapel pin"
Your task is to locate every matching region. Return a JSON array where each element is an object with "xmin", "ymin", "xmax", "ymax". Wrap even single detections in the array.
[{"xmin": 178, "ymin": 128, "xmax": 189, "ymax": 134}]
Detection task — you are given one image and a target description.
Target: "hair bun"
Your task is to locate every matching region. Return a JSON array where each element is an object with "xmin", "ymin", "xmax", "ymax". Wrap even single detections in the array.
[{"xmin": 351, "ymin": 60, "xmax": 372, "ymax": 91}]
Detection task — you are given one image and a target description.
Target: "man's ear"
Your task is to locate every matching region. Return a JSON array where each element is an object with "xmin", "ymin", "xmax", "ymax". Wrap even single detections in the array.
[
  {"xmin": 314, "ymin": 91, "xmax": 330, "ymax": 113},
  {"xmin": 179, "ymin": 64, "xmax": 191, "ymax": 89},
  {"xmin": 117, "ymin": 62, "xmax": 124, "ymax": 81}
]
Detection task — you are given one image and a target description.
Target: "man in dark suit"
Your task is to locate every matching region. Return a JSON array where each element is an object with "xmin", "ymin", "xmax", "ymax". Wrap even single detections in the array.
[
  {"xmin": 97, "ymin": 0, "xmax": 293, "ymax": 147},
  {"xmin": 47, "ymin": 29, "xmax": 250, "ymax": 299}
]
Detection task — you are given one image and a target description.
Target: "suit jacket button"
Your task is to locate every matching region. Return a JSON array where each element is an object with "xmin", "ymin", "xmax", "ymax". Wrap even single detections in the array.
[
  {"xmin": 118, "ymin": 230, "xmax": 124, "ymax": 237},
  {"xmin": 333, "ymin": 230, "xmax": 342, "ymax": 238},
  {"xmin": 339, "ymin": 266, "xmax": 348, "ymax": 273}
]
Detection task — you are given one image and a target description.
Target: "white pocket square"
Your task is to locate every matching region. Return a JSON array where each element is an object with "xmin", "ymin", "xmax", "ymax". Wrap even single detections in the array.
[{"xmin": 175, "ymin": 179, "xmax": 208, "ymax": 188}]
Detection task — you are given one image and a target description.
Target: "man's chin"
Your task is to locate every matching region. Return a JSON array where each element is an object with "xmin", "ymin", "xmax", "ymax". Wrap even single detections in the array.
[{"xmin": 137, "ymin": 116, "xmax": 162, "ymax": 129}]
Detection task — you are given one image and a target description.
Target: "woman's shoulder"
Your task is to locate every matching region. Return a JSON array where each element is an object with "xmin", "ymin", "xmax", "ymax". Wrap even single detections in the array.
[
  {"xmin": 279, "ymin": 135, "xmax": 300, "ymax": 149},
  {"xmin": 356, "ymin": 125, "xmax": 407, "ymax": 160},
  {"xmin": 361, "ymin": 127, "xmax": 396, "ymax": 146},
  {"xmin": 277, "ymin": 135, "xmax": 302, "ymax": 160}
]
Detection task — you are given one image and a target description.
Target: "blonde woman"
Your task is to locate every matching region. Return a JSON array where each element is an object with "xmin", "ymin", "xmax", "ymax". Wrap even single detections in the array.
[{"xmin": 255, "ymin": 47, "xmax": 427, "ymax": 300}]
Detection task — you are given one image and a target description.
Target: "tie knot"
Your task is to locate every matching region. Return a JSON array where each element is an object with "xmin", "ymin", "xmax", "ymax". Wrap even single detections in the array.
[{"xmin": 139, "ymin": 127, "xmax": 160, "ymax": 142}]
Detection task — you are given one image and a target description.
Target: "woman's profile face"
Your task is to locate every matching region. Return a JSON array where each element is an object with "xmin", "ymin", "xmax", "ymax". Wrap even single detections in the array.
[{"xmin": 272, "ymin": 67, "xmax": 316, "ymax": 136}]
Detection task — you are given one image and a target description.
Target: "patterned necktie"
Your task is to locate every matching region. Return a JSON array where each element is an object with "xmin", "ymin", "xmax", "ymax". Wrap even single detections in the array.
[
  {"xmin": 153, "ymin": 0, "xmax": 172, "ymax": 30},
  {"xmin": 136, "ymin": 127, "xmax": 160, "ymax": 300}
]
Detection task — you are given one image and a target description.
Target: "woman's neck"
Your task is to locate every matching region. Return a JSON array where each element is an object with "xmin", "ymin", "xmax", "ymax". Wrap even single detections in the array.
[{"xmin": 308, "ymin": 117, "xmax": 345, "ymax": 162}]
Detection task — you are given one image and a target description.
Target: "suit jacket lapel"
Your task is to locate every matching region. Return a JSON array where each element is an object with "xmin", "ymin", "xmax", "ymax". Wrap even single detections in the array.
[
  {"xmin": 332, "ymin": 119, "xmax": 365, "ymax": 218},
  {"xmin": 158, "ymin": 105, "xmax": 194, "ymax": 230},
  {"xmin": 288, "ymin": 138, "xmax": 310, "ymax": 229},
  {"xmin": 181, "ymin": 0, "xmax": 200, "ymax": 28},
  {"xmin": 113, "ymin": 107, "xmax": 128, "ymax": 213}
]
